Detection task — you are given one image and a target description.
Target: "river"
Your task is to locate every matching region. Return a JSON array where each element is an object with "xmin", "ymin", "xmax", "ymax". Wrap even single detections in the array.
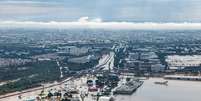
[{"xmin": 115, "ymin": 78, "xmax": 201, "ymax": 101}]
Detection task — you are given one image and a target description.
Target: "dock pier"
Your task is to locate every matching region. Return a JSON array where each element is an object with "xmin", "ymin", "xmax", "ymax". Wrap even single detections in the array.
[{"xmin": 164, "ymin": 75, "xmax": 201, "ymax": 81}]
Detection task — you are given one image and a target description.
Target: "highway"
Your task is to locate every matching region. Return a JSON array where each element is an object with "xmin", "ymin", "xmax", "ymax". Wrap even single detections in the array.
[{"xmin": 0, "ymin": 52, "xmax": 114, "ymax": 100}]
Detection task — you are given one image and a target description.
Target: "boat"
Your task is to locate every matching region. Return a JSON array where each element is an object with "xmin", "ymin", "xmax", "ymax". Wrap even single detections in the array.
[{"xmin": 154, "ymin": 81, "xmax": 168, "ymax": 85}]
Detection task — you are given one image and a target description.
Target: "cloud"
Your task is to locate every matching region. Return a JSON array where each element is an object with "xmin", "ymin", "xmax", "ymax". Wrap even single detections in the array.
[
  {"xmin": 0, "ymin": 0, "xmax": 57, "ymax": 5},
  {"xmin": 0, "ymin": 0, "xmax": 64, "ymax": 17},
  {"xmin": 0, "ymin": 17, "xmax": 201, "ymax": 30},
  {"xmin": 0, "ymin": 0, "xmax": 201, "ymax": 22}
]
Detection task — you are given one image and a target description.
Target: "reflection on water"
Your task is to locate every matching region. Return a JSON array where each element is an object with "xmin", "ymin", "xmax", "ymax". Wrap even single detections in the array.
[{"xmin": 115, "ymin": 78, "xmax": 201, "ymax": 101}]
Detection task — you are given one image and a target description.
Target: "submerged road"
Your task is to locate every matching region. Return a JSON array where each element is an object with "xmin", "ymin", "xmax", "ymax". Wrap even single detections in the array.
[{"xmin": 0, "ymin": 52, "xmax": 114, "ymax": 100}]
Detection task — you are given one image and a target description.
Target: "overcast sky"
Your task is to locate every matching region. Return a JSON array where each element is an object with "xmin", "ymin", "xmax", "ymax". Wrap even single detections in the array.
[{"xmin": 0, "ymin": 0, "xmax": 201, "ymax": 22}]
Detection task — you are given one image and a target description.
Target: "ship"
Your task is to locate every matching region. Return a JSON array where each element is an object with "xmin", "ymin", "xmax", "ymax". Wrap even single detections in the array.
[{"xmin": 113, "ymin": 79, "xmax": 143, "ymax": 95}]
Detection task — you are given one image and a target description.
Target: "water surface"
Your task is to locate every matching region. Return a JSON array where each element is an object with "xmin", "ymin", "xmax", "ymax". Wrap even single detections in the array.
[{"xmin": 115, "ymin": 78, "xmax": 201, "ymax": 101}]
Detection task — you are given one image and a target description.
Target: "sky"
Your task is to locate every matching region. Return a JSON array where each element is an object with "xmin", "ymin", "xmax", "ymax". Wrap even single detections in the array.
[{"xmin": 0, "ymin": 0, "xmax": 201, "ymax": 29}]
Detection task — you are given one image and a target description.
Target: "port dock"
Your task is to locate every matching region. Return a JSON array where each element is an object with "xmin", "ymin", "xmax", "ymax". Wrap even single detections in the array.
[{"xmin": 164, "ymin": 75, "xmax": 201, "ymax": 81}]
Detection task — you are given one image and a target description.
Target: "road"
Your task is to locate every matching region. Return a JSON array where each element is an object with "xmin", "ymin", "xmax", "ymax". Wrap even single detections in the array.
[
  {"xmin": 0, "ymin": 52, "xmax": 115, "ymax": 100},
  {"xmin": 56, "ymin": 60, "xmax": 63, "ymax": 78}
]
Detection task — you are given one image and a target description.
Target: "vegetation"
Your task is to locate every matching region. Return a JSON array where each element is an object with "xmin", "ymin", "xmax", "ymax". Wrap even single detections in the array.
[
  {"xmin": 64, "ymin": 60, "xmax": 98, "ymax": 71},
  {"xmin": 0, "ymin": 60, "xmax": 60, "ymax": 95},
  {"xmin": 0, "ymin": 43, "xmax": 55, "ymax": 59}
]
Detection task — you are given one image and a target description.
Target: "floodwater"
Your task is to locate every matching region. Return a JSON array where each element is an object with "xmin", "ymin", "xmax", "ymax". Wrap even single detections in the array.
[{"xmin": 115, "ymin": 78, "xmax": 201, "ymax": 101}]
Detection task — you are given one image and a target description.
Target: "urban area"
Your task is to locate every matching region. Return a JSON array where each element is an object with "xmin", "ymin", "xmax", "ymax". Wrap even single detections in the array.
[{"xmin": 0, "ymin": 29, "xmax": 201, "ymax": 101}]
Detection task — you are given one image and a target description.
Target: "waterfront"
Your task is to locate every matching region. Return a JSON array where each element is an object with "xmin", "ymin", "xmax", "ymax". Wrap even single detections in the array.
[{"xmin": 115, "ymin": 78, "xmax": 201, "ymax": 101}]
